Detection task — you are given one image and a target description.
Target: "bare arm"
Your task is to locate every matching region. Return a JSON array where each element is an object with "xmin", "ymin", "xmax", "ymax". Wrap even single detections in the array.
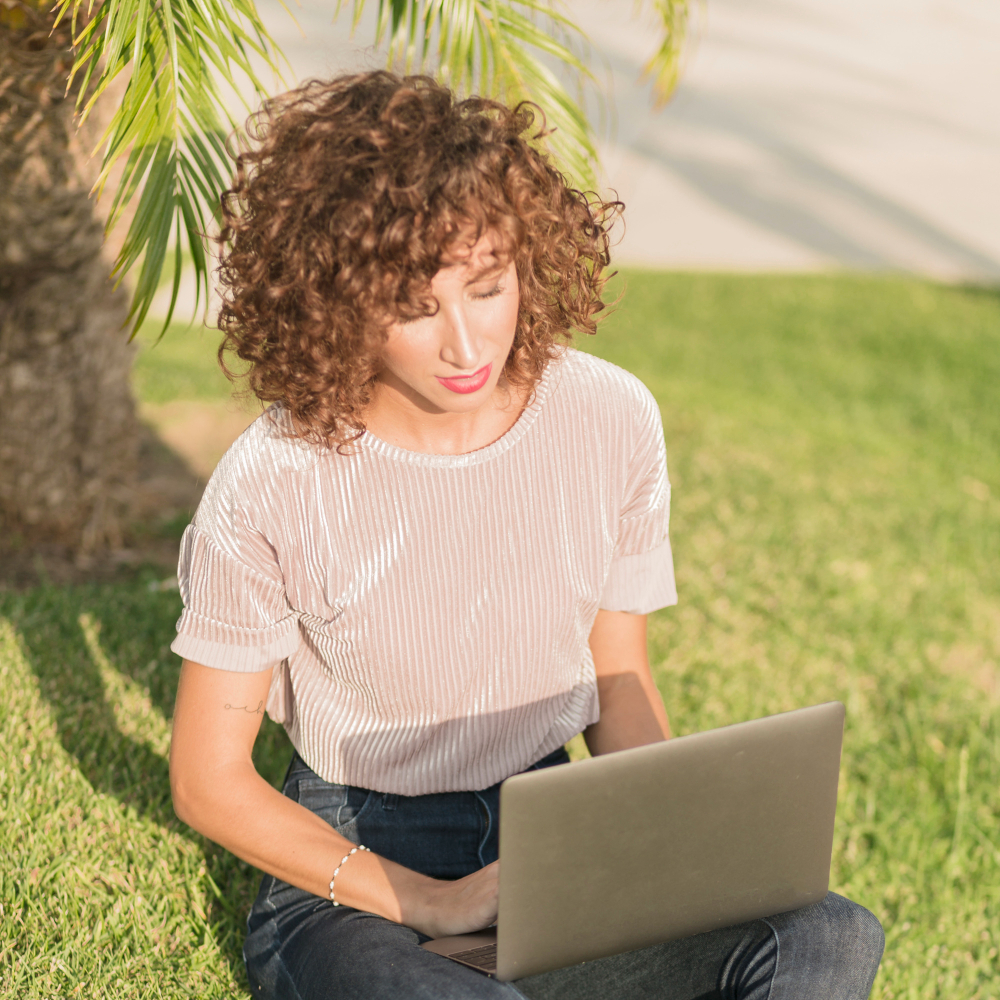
[
  {"xmin": 583, "ymin": 609, "xmax": 671, "ymax": 756},
  {"xmin": 169, "ymin": 659, "xmax": 497, "ymax": 936},
  {"xmin": 171, "ymin": 612, "xmax": 666, "ymax": 925}
]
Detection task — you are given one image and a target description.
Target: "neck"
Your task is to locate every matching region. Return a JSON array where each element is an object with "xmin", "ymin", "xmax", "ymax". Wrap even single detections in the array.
[{"xmin": 363, "ymin": 376, "xmax": 526, "ymax": 456}]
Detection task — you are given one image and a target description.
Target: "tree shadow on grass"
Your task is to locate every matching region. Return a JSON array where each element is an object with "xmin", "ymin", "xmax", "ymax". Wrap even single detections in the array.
[{"xmin": 1, "ymin": 582, "xmax": 294, "ymax": 994}]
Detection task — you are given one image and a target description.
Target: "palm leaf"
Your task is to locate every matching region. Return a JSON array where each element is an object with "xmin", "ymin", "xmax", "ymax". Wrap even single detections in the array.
[
  {"xmin": 53, "ymin": 0, "xmax": 288, "ymax": 336},
  {"xmin": 54, "ymin": 0, "xmax": 691, "ymax": 335},
  {"xmin": 356, "ymin": 0, "xmax": 604, "ymax": 188},
  {"xmin": 638, "ymin": 0, "xmax": 694, "ymax": 108}
]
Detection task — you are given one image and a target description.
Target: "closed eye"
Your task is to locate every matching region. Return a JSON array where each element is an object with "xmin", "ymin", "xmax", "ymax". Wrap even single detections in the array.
[{"xmin": 471, "ymin": 282, "xmax": 504, "ymax": 300}]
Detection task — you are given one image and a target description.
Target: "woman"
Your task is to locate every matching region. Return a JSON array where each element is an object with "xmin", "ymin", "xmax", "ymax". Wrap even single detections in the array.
[{"xmin": 168, "ymin": 71, "xmax": 884, "ymax": 999}]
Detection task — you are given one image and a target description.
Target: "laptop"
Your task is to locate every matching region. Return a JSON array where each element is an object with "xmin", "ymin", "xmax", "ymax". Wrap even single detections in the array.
[{"xmin": 421, "ymin": 701, "xmax": 844, "ymax": 981}]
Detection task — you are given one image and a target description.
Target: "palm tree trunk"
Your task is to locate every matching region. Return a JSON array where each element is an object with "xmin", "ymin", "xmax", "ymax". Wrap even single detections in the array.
[{"xmin": 0, "ymin": 5, "xmax": 139, "ymax": 564}]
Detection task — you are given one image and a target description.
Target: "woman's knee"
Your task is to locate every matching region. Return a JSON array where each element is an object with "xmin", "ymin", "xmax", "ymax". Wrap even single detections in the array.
[
  {"xmin": 818, "ymin": 892, "xmax": 885, "ymax": 963},
  {"xmin": 765, "ymin": 892, "xmax": 884, "ymax": 998}
]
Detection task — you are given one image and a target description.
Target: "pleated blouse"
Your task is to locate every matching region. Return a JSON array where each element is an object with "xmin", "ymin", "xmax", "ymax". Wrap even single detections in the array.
[{"xmin": 171, "ymin": 348, "xmax": 677, "ymax": 794}]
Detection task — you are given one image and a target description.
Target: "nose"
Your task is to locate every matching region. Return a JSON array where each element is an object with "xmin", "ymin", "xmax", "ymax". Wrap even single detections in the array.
[{"xmin": 438, "ymin": 299, "xmax": 481, "ymax": 371}]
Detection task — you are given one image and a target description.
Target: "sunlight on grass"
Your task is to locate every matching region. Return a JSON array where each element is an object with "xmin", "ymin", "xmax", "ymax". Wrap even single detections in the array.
[
  {"xmin": 583, "ymin": 272, "xmax": 1000, "ymax": 1000},
  {"xmin": 79, "ymin": 613, "xmax": 172, "ymax": 758},
  {"xmin": 0, "ymin": 593, "xmax": 293, "ymax": 999},
  {"xmin": 0, "ymin": 615, "xmax": 231, "ymax": 998},
  {"xmin": 131, "ymin": 321, "xmax": 235, "ymax": 406},
  {"xmin": 2, "ymin": 272, "xmax": 998, "ymax": 998},
  {"xmin": 131, "ymin": 320, "xmax": 260, "ymax": 479}
]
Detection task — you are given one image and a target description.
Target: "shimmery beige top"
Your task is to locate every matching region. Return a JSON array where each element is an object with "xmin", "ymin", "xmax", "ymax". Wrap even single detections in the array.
[{"xmin": 171, "ymin": 349, "xmax": 677, "ymax": 794}]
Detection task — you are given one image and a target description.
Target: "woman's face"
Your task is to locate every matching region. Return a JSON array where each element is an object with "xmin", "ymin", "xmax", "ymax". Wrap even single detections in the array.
[{"xmin": 377, "ymin": 231, "xmax": 520, "ymax": 414}]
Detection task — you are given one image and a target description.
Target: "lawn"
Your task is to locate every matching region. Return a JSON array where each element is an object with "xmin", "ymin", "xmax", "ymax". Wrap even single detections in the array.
[{"xmin": 2, "ymin": 272, "xmax": 998, "ymax": 998}]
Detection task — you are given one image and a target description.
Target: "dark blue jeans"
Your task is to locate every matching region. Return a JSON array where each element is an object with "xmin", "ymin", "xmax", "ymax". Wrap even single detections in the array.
[{"xmin": 244, "ymin": 750, "xmax": 884, "ymax": 999}]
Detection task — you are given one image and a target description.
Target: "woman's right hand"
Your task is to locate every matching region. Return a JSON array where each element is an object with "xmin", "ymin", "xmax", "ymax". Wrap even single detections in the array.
[{"xmin": 405, "ymin": 861, "xmax": 500, "ymax": 939}]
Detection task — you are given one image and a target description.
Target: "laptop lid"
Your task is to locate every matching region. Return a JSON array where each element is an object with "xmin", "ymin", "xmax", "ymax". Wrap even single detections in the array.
[{"xmin": 493, "ymin": 701, "xmax": 844, "ymax": 980}]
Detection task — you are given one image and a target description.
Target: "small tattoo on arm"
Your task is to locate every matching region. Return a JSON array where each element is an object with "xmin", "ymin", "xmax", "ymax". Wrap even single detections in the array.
[{"xmin": 224, "ymin": 700, "xmax": 264, "ymax": 715}]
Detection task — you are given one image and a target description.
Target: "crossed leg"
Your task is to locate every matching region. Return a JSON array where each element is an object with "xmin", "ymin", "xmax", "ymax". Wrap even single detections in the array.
[{"xmin": 245, "ymin": 883, "xmax": 883, "ymax": 1000}]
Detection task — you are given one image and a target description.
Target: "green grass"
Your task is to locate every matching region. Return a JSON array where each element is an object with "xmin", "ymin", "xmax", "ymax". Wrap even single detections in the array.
[
  {"xmin": 131, "ymin": 321, "xmax": 238, "ymax": 406},
  {"xmin": 3, "ymin": 272, "xmax": 999, "ymax": 998},
  {"xmin": 588, "ymin": 273, "xmax": 1000, "ymax": 999}
]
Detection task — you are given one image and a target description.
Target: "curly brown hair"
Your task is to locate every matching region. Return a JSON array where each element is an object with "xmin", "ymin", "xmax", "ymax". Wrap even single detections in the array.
[{"xmin": 216, "ymin": 70, "xmax": 621, "ymax": 448}]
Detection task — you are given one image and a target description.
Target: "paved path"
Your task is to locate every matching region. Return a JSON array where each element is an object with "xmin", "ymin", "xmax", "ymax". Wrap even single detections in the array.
[
  {"xmin": 161, "ymin": 0, "xmax": 1000, "ymax": 314},
  {"xmin": 572, "ymin": 0, "xmax": 1000, "ymax": 279}
]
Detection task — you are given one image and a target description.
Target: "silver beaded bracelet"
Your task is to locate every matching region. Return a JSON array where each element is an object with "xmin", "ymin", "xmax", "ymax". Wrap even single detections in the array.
[{"xmin": 329, "ymin": 845, "xmax": 371, "ymax": 906}]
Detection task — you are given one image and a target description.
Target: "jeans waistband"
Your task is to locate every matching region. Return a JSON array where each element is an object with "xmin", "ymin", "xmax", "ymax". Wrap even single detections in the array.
[{"xmin": 282, "ymin": 743, "xmax": 571, "ymax": 879}]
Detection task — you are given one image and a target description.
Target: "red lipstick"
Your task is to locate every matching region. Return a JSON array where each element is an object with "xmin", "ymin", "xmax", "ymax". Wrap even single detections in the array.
[{"xmin": 435, "ymin": 363, "xmax": 492, "ymax": 394}]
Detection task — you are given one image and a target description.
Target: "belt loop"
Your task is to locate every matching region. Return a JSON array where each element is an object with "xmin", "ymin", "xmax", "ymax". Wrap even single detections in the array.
[{"xmin": 381, "ymin": 793, "xmax": 398, "ymax": 811}]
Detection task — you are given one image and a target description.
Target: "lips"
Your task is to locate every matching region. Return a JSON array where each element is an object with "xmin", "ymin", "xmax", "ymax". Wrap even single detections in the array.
[{"xmin": 435, "ymin": 363, "xmax": 492, "ymax": 394}]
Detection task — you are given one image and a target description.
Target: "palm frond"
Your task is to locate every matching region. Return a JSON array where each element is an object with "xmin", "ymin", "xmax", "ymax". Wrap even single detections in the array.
[
  {"xmin": 56, "ymin": 0, "xmax": 691, "ymax": 335},
  {"xmin": 637, "ymin": 0, "xmax": 693, "ymax": 108},
  {"xmin": 355, "ymin": 0, "xmax": 603, "ymax": 189},
  {"xmin": 53, "ymin": 0, "xmax": 288, "ymax": 336}
]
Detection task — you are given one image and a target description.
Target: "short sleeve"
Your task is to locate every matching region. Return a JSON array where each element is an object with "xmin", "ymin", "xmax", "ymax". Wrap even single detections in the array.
[
  {"xmin": 170, "ymin": 522, "xmax": 300, "ymax": 672},
  {"xmin": 598, "ymin": 394, "xmax": 678, "ymax": 615}
]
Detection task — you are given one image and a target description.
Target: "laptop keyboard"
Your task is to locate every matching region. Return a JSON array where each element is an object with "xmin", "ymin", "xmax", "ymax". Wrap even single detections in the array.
[{"xmin": 450, "ymin": 943, "xmax": 498, "ymax": 971}]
